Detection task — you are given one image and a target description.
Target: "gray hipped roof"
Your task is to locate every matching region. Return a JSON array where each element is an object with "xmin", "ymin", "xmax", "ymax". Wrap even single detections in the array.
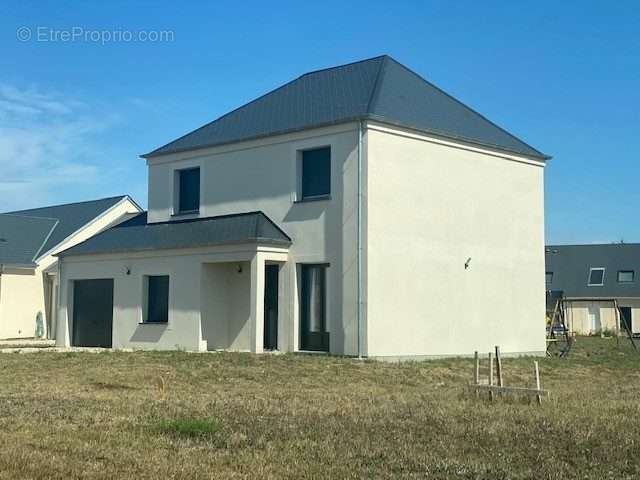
[
  {"xmin": 0, "ymin": 196, "xmax": 133, "ymax": 268},
  {"xmin": 57, "ymin": 211, "xmax": 291, "ymax": 257},
  {"xmin": 0, "ymin": 215, "xmax": 58, "ymax": 268},
  {"xmin": 145, "ymin": 55, "xmax": 549, "ymax": 160},
  {"xmin": 545, "ymin": 244, "xmax": 640, "ymax": 298}
]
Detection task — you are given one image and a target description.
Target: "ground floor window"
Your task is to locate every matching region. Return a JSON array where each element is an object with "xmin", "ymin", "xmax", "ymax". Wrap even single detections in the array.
[
  {"xmin": 145, "ymin": 275, "xmax": 169, "ymax": 323},
  {"xmin": 299, "ymin": 264, "xmax": 329, "ymax": 352}
]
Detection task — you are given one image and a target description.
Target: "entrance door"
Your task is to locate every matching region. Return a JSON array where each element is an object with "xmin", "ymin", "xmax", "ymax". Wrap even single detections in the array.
[
  {"xmin": 263, "ymin": 265, "xmax": 279, "ymax": 350},
  {"xmin": 300, "ymin": 264, "xmax": 329, "ymax": 352},
  {"xmin": 72, "ymin": 279, "xmax": 114, "ymax": 347},
  {"xmin": 588, "ymin": 306, "xmax": 601, "ymax": 334},
  {"xmin": 619, "ymin": 306, "xmax": 633, "ymax": 333}
]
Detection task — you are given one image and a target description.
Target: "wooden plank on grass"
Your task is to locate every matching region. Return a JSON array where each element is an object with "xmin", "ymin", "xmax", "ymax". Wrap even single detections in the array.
[{"xmin": 466, "ymin": 384, "xmax": 549, "ymax": 398}]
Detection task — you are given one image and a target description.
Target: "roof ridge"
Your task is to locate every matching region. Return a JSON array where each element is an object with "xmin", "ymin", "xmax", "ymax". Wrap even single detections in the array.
[
  {"xmin": 31, "ymin": 220, "xmax": 60, "ymax": 262},
  {"xmin": 4, "ymin": 195, "xmax": 128, "ymax": 214},
  {"xmin": 382, "ymin": 57, "xmax": 549, "ymax": 159},
  {"xmin": 256, "ymin": 211, "xmax": 293, "ymax": 242},
  {"xmin": 365, "ymin": 55, "xmax": 388, "ymax": 114},
  {"xmin": 298, "ymin": 55, "xmax": 388, "ymax": 80}
]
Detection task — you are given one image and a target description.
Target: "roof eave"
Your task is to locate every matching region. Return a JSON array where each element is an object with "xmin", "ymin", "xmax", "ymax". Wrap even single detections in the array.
[
  {"xmin": 0, "ymin": 262, "xmax": 37, "ymax": 271},
  {"xmin": 366, "ymin": 116, "xmax": 551, "ymax": 161},
  {"xmin": 140, "ymin": 117, "xmax": 366, "ymax": 159},
  {"xmin": 56, "ymin": 237, "xmax": 292, "ymax": 258},
  {"xmin": 142, "ymin": 115, "xmax": 551, "ymax": 162}
]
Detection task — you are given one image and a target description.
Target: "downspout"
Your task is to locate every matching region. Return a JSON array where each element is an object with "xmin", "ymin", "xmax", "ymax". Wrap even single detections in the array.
[{"xmin": 357, "ymin": 121, "xmax": 363, "ymax": 359}]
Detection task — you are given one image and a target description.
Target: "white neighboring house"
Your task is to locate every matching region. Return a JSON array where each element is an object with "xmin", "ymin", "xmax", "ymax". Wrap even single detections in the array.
[
  {"xmin": 0, "ymin": 196, "xmax": 142, "ymax": 340},
  {"xmin": 545, "ymin": 243, "xmax": 640, "ymax": 335},
  {"xmin": 56, "ymin": 56, "xmax": 550, "ymax": 359}
]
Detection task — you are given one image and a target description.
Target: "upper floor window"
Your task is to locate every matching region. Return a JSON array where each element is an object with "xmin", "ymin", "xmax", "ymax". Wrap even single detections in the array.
[
  {"xmin": 618, "ymin": 270, "xmax": 635, "ymax": 283},
  {"xmin": 545, "ymin": 272, "xmax": 553, "ymax": 284},
  {"xmin": 301, "ymin": 147, "xmax": 331, "ymax": 200},
  {"xmin": 176, "ymin": 167, "xmax": 200, "ymax": 214},
  {"xmin": 588, "ymin": 267, "xmax": 605, "ymax": 286}
]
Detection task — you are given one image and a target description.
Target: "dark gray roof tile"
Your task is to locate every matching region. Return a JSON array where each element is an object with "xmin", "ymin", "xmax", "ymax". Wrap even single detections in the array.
[
  {"xmin": 545, "ymin": 244, "xmax": 640, "ymax": 298},
  {"xmin": 145, "ymin": 55, "xmax": 548, "ymax": 160},
  {"xmin": 0, "ymin": 215, "xmax": 58, "ymax": 267},
  {"xmin": 57, "ymin": 211, "xmax": 291, "ymax": 257},
  {"xmin": 4, "ymin": 196, "xmax": 130, "ymax": 255}
]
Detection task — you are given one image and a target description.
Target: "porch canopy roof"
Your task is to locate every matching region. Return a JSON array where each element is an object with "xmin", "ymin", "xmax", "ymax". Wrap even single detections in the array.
[{"xmin": 56, "ymin": 211, "xmax": 291, "ymax": 258}]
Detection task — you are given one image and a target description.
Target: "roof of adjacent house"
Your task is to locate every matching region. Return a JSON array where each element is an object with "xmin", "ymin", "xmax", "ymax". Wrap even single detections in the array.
[
  {"xmin": 56, "ymin": 211, "xmax": 292, "ymax": 257},
  {"xmin": 144, "ymin": 55, "xmax": 549, "ymax": 160},
  {"xmin": 0, "ymin": 196, "xmax": 133, "ymax": 267},
  {"xmin": 0, "ymin": 215, "xmax": 59, "ymax": 268},
  {"xmin": 545, "ymin": 243, "xmax": 640, "ymax": 298}
]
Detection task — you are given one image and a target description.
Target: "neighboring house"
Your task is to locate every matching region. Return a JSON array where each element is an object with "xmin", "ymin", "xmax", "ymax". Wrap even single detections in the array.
[
  {"xmin": 545, "ymin": 243, "xmax": 640, "ymax": 335},
  {"xmin": 0, "ymin": 196, "xmax": 142, "ymax": 340},
  {"xmin": 56, "ymin": 55, "xmax": 550, "ymax": 359}
]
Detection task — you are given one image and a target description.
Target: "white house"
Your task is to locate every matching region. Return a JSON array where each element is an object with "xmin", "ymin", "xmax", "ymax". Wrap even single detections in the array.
[
  {"xmin": 546, "ymin": 243, "xmax": 640, "ymax": 335},
  {"xmin": 56, "ymin": 56, "xmax": 550, "ymax": 359},
  {"xmin": 0, "ymin": 196, "xmax": 141, "ymax": 340}
]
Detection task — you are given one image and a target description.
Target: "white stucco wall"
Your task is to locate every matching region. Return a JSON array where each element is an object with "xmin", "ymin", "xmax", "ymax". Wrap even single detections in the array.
[
  {"xmin": 0, "ymin": 198, "xmax": 140, "ymax": 340},
  {"xmin": 201, "ymin": 262, "xmax": 251, "ymax": 350},
  {"xmin": 56, "ymin": 245, "xmax": 288, "ymax": 351},
  {"xmin": 146, "ymin": 124, "xmax": 360, "ymax": 355},
  {"xmin": 365, "ymin": 123, "xmax": 547, "ymax": 358},
  {"xmin": 0, "ymin": 269, "xmax": 43, "ymax": 339}
]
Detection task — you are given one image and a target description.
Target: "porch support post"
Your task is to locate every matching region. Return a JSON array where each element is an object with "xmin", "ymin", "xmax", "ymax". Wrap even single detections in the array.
[{"xmin": 250, "ymin": 251, "xmax": 266, "ymax": 354}]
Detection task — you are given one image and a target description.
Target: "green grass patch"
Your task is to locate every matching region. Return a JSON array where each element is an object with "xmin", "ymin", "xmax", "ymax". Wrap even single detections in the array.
[{"xmin": 154, "ymin": 417, "xmax": 221, "ymax": 438}]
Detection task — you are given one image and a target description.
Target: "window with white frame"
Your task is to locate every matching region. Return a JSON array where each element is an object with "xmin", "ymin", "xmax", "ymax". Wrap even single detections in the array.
[{"xmin": 587, "ymin": 267, "xmax": 605, "ymax": 286}]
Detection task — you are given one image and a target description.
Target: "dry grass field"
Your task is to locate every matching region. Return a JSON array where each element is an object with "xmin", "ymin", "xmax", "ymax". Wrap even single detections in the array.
[{"xmin": 0, "ymin": 337, "xmax": 638, "ymax": 479}]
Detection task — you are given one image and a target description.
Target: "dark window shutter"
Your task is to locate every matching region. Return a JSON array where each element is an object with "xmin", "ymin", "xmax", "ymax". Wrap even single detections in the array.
[
  {"xmin": 147, "ymin": 276, "xmax": 169, "ymax": 323},
  {"xmin": 179, "ymin": 168, "xmax": 200, "ymax": 212},
  {"xmin": 302, "ymin": 148, "xmax": 330, "ymax": 199}
]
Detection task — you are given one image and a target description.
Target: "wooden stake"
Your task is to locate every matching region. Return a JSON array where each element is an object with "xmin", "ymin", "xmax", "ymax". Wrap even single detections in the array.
[
  {"xmin": 534, "ymin": 361, "xmax": 542, "ymax": 405},
  {"xmin": 614, "ymin": 299, "xmax": 620, "ymax": 346},
  {"xmin": 488, "ymin": 352, "xmax": 494, "ymax": 401},
  {"xmin": 474, "ymin": 351, "xmax": 479, "ymax": 398},
  {"xmin": 495, "ymin": 345, "xmax": 504, "ymax": 388}
]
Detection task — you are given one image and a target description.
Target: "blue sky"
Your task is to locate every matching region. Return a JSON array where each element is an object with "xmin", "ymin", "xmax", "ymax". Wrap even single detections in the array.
[{"xmin": 0, "ymin": 1, "xmax": 638, "ymax": 244}]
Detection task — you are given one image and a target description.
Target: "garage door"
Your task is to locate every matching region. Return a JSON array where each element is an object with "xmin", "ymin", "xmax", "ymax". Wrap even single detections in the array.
[{"xmin": 72, "ymin": 279, "xmax": 114, "ymax": 348}]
